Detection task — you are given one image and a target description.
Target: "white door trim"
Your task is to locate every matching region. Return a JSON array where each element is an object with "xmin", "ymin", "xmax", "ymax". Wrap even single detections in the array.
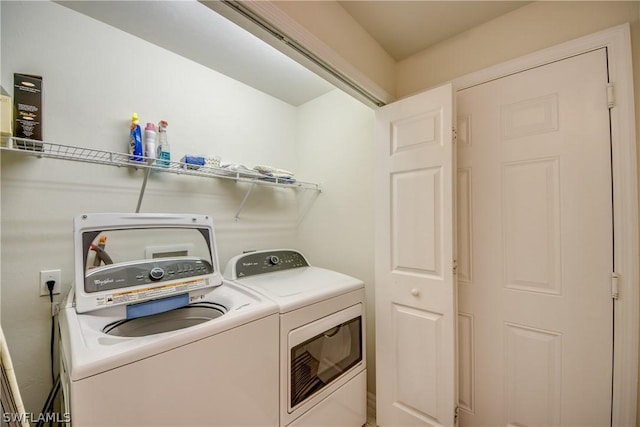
[{"xmin": 452, "ymin": 23, "xmax": 638, "ymax": 426}]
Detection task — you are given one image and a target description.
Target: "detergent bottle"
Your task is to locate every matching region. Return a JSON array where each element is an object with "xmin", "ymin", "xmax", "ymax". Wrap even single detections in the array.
[
  {"xmin": 156, "ymin": 120, "xmax": 170, "ymax": 167},
  {"xmin": 129, "ymin": 113, "xmax": 143, "ymax": 162}
]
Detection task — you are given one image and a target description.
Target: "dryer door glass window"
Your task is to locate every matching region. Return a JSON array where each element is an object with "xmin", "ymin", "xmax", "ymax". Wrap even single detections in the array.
[{"xmin": 290, "ymin": 313, "xmax": 362, "ymax": 408}]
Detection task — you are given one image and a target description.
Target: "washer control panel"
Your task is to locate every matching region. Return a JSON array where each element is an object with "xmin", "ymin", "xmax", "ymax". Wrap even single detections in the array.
[
  {"xmin": 84, "ymin": 257, "xmax": 213, "ymax": 293},
  {"xmin": 233, "ymin": 250, "xmax": 309, "ymax": 278}
]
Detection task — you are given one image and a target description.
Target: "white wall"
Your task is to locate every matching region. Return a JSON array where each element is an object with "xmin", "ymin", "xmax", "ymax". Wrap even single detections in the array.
[
  {"xmin": 296, "ymin": 89, "xmax": 376, "ymax": 395},
  {"xmin": 0, "ymin": 1, "xmax": 375, "ymax": 415}
]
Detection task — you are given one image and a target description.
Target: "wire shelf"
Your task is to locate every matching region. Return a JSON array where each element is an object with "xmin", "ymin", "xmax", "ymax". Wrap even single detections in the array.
[
  {"xmin": 1, "ymin": 136, "xmax": 322, "ymax": 219},
  {"xmin": 0, "ymin": 136, "xmax": 322, "ymax": 191}
]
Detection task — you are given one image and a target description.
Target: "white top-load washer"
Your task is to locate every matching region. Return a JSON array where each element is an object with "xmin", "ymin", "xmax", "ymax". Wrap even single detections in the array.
[
  {"xmin": 224, "ymin": 249, "xmax": 367, "ymax": 427},
  {"xmin": 58, "ymin": 213, "xmax": 280, "ymax": 427}
]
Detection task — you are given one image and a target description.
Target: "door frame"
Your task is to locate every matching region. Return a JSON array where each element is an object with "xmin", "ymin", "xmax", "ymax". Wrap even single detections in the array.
[{"xmin": 452, "ymin": 23, "xmax": 638, "ymax": 426}]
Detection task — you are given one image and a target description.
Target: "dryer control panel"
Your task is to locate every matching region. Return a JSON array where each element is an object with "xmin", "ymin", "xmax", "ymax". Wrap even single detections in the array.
[{"xmin": 232, "ymin": 250, "xmax": 309, "ymax": 278}]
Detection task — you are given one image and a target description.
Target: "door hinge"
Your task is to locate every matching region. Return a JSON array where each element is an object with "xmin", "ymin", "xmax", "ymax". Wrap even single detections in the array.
[
  {"xmin": 611, "ymin": 272, "xmax": 620, "ymax": 299},
  {"xmin": 453, "ymin": 127, "xmax": 457, "ymax": 144},
  {"xmin": 454, "ymin": 406, "xmax": 460, "ymax": 424},
  {"xmin": 453, "ymin": 259, "xmax": 458, "ymax": 275},
  {"xmin": 607, "ymin": 83, "xmax": 615, "ymax": 109}
]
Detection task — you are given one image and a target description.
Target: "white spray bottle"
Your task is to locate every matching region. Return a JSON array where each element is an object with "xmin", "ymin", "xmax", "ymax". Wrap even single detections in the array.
[
  {"xmin": 157, "ymin": 120, "xmax": 170, "ymax": 167},
  {"xmin": 144, "ymin": 122, "xmax": 156, "ymax": 164}
]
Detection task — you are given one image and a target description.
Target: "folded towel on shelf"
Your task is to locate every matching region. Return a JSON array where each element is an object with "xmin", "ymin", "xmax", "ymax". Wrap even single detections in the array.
[
  {"xmin": 253, "ymin": 164, "xmax": 294, "ymax": 178},
  {"xmin": 220, "ymin": 163, "xmax": 264, "ymax": 178}
]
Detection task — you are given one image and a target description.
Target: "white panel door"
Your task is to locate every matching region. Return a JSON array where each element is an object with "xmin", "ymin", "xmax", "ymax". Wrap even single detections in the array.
[
  {"xmin": 456, "ymin": 48, "xmax": 613, "ymax": 426},
  {"xmin": 375, "ymin": 84, "xmax": 456, "ymax": 427}
]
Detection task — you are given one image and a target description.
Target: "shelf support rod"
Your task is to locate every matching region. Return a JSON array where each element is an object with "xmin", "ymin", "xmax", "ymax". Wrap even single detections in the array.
[
  {"xmin": 234, "ymin": 183, "xmax": 255, "ymax": 221},
  {"xmin": 135, "ymin": 167, "xmax": 152, "ymax": 213}
]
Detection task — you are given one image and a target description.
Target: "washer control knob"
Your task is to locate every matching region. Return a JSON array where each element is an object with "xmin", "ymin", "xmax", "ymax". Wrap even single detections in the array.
[
  {"xmin": 268, "ymin": 255, "xmax": 280, "ymax": 266},
  {"xmin": 149, "ymin": 267, "xmax": 165, "ymax": 281},
  {"xmin": 411, "ymin": 288, "xmax": 420, "ymax": 297}
]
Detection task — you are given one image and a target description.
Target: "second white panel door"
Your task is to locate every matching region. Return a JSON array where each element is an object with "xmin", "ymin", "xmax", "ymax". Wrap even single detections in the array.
[{"xmin": 456, "ymin": 48, "xmax": 613, "ymax": 427}]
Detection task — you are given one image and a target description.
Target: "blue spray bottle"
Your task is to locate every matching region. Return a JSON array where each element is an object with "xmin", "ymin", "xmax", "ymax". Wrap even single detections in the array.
[{"xmin": 129, "ymin": 113, "xmax": 143, "ymax": 162}]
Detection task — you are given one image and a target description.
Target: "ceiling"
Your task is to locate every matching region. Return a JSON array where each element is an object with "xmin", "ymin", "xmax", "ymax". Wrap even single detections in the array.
[
  {"xmin": 58, "ymin": 1, "xmax": 529, "ymax": 106},
  {"xmin": 338, "ymin": 1, "xmax": 528, "ymax": 61}
]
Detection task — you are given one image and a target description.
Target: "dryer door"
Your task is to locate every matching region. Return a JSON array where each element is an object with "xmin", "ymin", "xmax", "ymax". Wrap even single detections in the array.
[{"xmin": 288, "ymin": 304, "xmax": 363, "ymax": 411}]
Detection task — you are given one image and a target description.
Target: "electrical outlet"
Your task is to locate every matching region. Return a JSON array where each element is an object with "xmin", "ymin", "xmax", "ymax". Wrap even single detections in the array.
[{"xmin": 40, "ymin": 269, "xmax": 61, "ymax": 296}]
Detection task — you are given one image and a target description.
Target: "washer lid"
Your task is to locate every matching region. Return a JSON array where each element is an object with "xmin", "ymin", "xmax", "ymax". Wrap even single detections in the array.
[{"xmin": 73, "ymin": 213, "xmax": 223, "ymax": 314}]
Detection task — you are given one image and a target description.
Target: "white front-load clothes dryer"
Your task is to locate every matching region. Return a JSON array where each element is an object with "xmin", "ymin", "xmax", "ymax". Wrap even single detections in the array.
[
  {"xmin": 58, "ymin": 213, "xmax": 280, "ymax": 427},
  {"xmin": 224, "ymin": 249, "xmax": 367, "ymax": 427}
]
